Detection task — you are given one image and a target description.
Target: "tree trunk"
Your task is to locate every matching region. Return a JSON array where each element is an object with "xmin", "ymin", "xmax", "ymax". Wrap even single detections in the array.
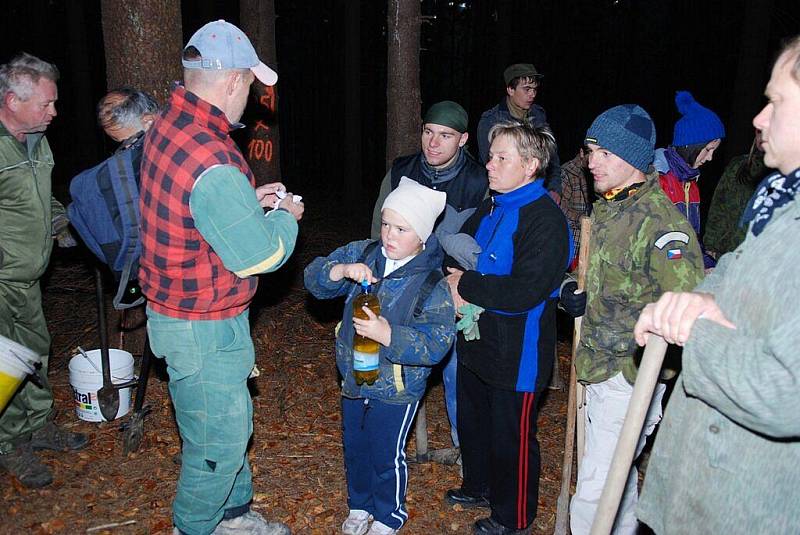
[
  {"xmin": 343, "ymin": 0, "xmax": 362, "ymax": 207},
  {"xmin": 101, "ymin": 0, "xmax": 182, "ymax": 355},
  {"xmin": 728, "ymin": 0, "xmax": 773, "ymax": 157},
  {"xmin": 386, "ymin": 0, "xmax": 421, "ymax": 170},
  {"xmin": 100, "ymin": 0, "xmax": 183, "ymax": 105},
  {"xmin": 240, "ymin": 0, "xmax": 282, "ymax": 186}
]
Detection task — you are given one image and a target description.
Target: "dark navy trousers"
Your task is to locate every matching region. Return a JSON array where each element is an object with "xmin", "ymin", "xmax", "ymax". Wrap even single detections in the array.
[{"xmin": 341, "ymin": 397, "xmax": 419, "ymax": 530}]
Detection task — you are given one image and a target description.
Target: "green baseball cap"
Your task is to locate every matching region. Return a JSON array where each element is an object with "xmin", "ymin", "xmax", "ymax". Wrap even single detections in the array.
[
  {"xmin": 423, "ymin": 101, "xmax": 468, "ymax": 133},
  {"xmin": 503, "ymin": 63, "xmax": 543, "ymax": 86}
]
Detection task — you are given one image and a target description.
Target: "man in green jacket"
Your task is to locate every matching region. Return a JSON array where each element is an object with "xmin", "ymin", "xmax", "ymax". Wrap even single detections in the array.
[
  {"xmin": 0, "ymin": 53, "xmax": 87, "ymax": 489},
  {"xmin": 559, "ymin": 104, "xmax": 704, "ymax": 534},
  {"xmin": 634, "ymin": 35, "xmax": 800, "ymax": 535}
]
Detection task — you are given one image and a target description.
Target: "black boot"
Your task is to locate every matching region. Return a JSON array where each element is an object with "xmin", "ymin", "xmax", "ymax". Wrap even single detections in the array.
[
  {"xmin": 30, "ymin": 421, "xmax": 88, "ymax": 451},
  {"xmin": 473, "ymin": 516, "xmax": 531, "ymax": 535},
  {"xmin": 445, "ymin": 488, "xmax": 490, "ymax": 508},
  {"xmin": 0, "ymin": 443, "xmax": 53, "ymax": 488}
]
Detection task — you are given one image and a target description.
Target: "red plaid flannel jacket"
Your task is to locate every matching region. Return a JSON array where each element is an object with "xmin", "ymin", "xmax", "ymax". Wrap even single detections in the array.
[{"xmin": 139, "ymin": 84, "xmax": 258, "ymax": 320}]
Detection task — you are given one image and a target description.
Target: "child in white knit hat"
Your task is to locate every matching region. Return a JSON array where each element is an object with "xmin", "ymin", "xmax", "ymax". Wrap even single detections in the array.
[{"xmin": 304, "ymin": 178, "xmax": 455, "ymax": 535}]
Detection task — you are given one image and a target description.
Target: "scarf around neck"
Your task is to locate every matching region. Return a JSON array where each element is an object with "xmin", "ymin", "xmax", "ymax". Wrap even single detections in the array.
[
  {"xmin": 421, "ymin": 146, "xmax": 467, "ymax": 185},
  {"xmin": 741, "ymin": 167, "xmax": 800, "ymax": 236},
  {"xmin": 664, "ymin": 146, "xmax": 700, "ymax": 182},
  {"xmin": 506, "ymin": 96, "xmax": 528, "ymax": 120}
]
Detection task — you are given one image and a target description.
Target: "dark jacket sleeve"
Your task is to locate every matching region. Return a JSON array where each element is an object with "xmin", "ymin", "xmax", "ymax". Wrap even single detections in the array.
[{"xmin": 458, "ymin": 202, "xmax": 569, "ymax": 313}]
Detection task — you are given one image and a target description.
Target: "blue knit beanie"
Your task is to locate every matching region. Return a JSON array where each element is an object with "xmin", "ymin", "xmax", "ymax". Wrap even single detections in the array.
[
  {"xmin": 672, "ymin": 91, "xmax": 725, "ymax": 146},
  {"xmin": 585, "ymin": 104, "xmax": 656, "ymax": 172}
]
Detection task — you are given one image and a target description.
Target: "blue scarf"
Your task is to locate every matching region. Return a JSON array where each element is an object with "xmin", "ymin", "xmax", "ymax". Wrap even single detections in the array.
[
  {"xmin": 664, "ymin": 146, "xmax": 700, "ymax": 181},
  {"xmin": 741, "ymin": 167, "xmax": 800, "ymax": 236}
]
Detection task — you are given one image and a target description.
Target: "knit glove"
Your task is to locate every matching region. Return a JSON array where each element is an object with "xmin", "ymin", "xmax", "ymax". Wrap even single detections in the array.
[
  {"xmin": 456, "ymin": 303, "xmax": 484, "ymax": 341},
  {"xmin": 558, "ymin": 279, "xmax": 586, "ymax": 318},
  {"xmin": 51, "ymin": 214, "xmax": 77, "ymax": 248}
]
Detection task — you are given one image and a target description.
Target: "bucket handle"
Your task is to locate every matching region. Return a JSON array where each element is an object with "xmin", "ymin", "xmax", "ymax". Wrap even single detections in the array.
[{"xmin": 76, "ymin": 346, "xmax": 134, "ymax": 384}]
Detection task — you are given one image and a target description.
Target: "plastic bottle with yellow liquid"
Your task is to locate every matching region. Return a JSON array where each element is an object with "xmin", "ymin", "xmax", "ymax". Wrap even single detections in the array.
[{"xmin": 352, "ymin": 279, "xmax": 381, "ymax": 385}]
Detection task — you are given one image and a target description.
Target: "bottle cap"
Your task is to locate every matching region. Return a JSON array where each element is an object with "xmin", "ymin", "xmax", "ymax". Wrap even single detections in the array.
[{"xmin": 360, "ymin": 279, "xmax": 369, "ymax": 289}]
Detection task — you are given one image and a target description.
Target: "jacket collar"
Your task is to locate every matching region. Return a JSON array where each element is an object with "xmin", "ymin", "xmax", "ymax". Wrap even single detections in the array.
[
  {"xmin": 492, "ymin": 179, "xmax": 548, "ymax": 209},
  {"xmin": 169, "ymin": 83, "xmax": 238, "ymax": 139},
  {"xmin": 595, "ymin": 171, "xmax": 659, "ymax": 214}
]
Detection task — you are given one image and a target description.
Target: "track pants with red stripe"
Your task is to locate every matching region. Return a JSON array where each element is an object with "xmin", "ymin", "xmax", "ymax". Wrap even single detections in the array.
[{"xmin": 458, "ymin": 363, "xmax": 542, "ymax": 530}]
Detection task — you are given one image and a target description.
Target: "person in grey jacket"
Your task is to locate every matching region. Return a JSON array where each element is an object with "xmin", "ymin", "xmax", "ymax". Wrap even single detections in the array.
[
  {"xmin": 632, "ymin": 35, "xmax": 800, "ymax": 534},
  {"xmin": 477, "ymin": 63, "xmax": 562, "ymax": 200}
]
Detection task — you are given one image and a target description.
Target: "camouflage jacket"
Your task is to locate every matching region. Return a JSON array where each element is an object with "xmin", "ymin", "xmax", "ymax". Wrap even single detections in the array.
[
  {"xmin": 704, "ymin": 152, "xmax": 766, "ymax": 257},
  {"xmin": 577, "ymin": 174, "xmax": 704, "ymax": 384}
]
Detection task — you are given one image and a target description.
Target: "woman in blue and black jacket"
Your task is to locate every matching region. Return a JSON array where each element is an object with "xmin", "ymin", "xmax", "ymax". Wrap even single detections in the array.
[{"xmin": 444, "ymin": 121, "xmax": 571, "ymax": 535}]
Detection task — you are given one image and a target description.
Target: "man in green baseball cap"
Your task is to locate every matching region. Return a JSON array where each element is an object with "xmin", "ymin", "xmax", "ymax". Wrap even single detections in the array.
[
  {"xmin": 371, "ymin": 100, "xmax": 487, "ymax": 240},
  {"xmin": 477, "ymin": 63, "xmax": 562, "ymax": 201},
  {"xmin": 370, "ymin": 100, "xmax": 488, "ymax": 459}
]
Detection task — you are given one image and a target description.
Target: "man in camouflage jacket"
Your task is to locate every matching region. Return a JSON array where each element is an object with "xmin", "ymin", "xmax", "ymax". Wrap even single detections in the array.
[{"xmin": 559, "ymin": 105, "xmax": 703, "ymax": 535}]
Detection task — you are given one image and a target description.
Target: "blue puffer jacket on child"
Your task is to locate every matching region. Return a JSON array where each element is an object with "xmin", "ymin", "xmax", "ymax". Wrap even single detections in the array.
[{"xmin": 304, "ymin": 235, "xmax": 455, "ymax": 404}]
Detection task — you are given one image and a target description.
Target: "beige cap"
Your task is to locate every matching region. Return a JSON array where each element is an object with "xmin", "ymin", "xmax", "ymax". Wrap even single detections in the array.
[{"xmin": 382, "ymin": 177, "xmax": 446, "ymax": 242}]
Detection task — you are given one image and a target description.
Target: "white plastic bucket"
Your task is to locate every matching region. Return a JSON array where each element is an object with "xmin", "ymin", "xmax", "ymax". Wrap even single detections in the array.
[
  {"xmin": 68, "ymin": 349, "xmax": 134, "ymax": 422},
  {"xmin": 0, "ymin": 335, "xmax": 38, "ymax": 414}
]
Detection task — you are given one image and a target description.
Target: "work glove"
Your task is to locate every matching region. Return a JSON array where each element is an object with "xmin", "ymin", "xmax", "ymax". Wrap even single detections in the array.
[
  {"xmin": 439, "ymin": 233, "xmax": 481, "ymax": 271},
  {"xmin": 436, "ymin": 205, "xmax": 475, "ymax": 235},
  {"xmin": 51, "ymin": 214, "xmax": 77, "ymax": 248},
  {"xmin": 558, "ymin": 279, "xmax": 586, "ymax": 318},
  {"xmin": 435, "ymin": 205, "xmax": 481, "ymax": 269},
  {"xmin": 456, "ymin": 303, "xmax": 484, "ymax": 341}
]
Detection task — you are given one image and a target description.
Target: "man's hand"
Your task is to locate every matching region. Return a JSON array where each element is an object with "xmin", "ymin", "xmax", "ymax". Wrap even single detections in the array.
[
  {"xmin": 278, "ymin": 195, "xmax": 304, "ymax": 221},
  {"xmin": 353, "ymin": 305, "xmax": 391, "ymax": 346},
  {"xmin": 255, "ymin": 182, "xmax": 286, "ymax": 209},
  {"xmin": 51, "ymin": 214, "xmax": 77, "ymax": 248},
  {"xmin": 329, "ymin": 262, "xmax": 378, "ymax": 284},
  {"xmin": 559, "ymin": 280, "xmax": 586, "ymax": 317},
  {"xmin": 446, "ymin": 267, "xmax": 469, "ymax": 316},
  {"xmin": 55, "ymin": 228, "xmax": 77, "ymax": 248},
  {"xmin": 634, "ymin": 291, "xmax": 736, "ymax": 347}
]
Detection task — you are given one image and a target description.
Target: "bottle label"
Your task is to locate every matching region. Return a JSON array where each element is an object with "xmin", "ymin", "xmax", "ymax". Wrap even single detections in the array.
[{"xmin": 353, "ymin": 351, "xmax": 379, "ymax": 371}]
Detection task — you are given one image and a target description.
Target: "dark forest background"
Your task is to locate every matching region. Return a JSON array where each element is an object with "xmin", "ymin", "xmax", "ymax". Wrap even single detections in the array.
[{"xmin": 2, "ymin": 0, "xmax": 800, "ymax": 218}]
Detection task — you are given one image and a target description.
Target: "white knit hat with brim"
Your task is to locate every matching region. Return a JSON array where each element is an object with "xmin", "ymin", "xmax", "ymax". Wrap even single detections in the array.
[{"xmin": 381, "ymin": 177, "xmax": 447, "ymax": 242}]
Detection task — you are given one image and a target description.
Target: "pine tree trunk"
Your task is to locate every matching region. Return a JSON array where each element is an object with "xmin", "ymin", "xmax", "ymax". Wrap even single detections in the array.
[
  {"xmin": 100, "ymin": 0, "xmax": 182, "ymax": 354},
  {"xmin": 240, "ymin": 0, "xmax": 282, "ymax": 186},
  {"xmin": 386, "ymin": 0, "xmax": 421, "ymax": 169},
  {"xmin": 100, "ymin": 0, "xmax": 183, "ymax": 105}
]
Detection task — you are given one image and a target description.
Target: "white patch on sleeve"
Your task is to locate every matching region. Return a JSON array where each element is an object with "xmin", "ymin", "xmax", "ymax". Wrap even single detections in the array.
[{"xmin": 654, "ymin": 231, "xmax": 691, "ymax": 250}]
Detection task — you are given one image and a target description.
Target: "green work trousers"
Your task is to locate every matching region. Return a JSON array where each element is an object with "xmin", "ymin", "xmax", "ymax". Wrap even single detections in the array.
[
  {"xmin": 146, "ymin": 307, "xmax": 255, "ymax": 535},
  {"xmin": 0, "ymin": 281, "xmax": 54, "ymax": 454}
]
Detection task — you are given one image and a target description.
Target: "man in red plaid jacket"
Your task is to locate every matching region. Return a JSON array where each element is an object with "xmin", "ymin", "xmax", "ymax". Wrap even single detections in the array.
[{"xmin": 139, "ymin": 20, "xmax": 302, "ymax": 535}]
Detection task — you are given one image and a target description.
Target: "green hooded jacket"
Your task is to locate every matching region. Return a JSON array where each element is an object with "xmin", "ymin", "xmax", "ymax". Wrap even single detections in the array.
[
  {"xmin": 577, "ymin": 173, "xmax": 704, "ymax": 384},
  {"xmin": 0, "ymin": 121, "xmax": 63, "ymax": 286}
]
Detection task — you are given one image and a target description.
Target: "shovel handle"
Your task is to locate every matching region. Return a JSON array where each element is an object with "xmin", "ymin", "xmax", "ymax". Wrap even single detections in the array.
[
  {"xmin": 95, "ymin": 268, "xmax": 112, "ymax": 386},
  {"xmin": 590, "ymin": 335, "xmax": 668, "ymax": 535}
]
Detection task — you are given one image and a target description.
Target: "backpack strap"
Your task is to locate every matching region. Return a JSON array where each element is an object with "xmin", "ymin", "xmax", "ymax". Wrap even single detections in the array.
[
  {"xmin": 108, "ymin": 143, "xmax": 145, "ymax": 310},
  {"xmin": 412, "ymin": 269, "xmax": 444, "ymax": 318},
  {"xmin": 357, "ymin": 239, "xmax": 381, "ymax": 264}
]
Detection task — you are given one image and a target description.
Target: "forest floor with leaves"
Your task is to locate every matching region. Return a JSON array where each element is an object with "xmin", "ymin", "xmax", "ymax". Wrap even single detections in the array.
[{"xmin": 1, "ymin": 205, "xmax": 574, "ymax": 535}]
